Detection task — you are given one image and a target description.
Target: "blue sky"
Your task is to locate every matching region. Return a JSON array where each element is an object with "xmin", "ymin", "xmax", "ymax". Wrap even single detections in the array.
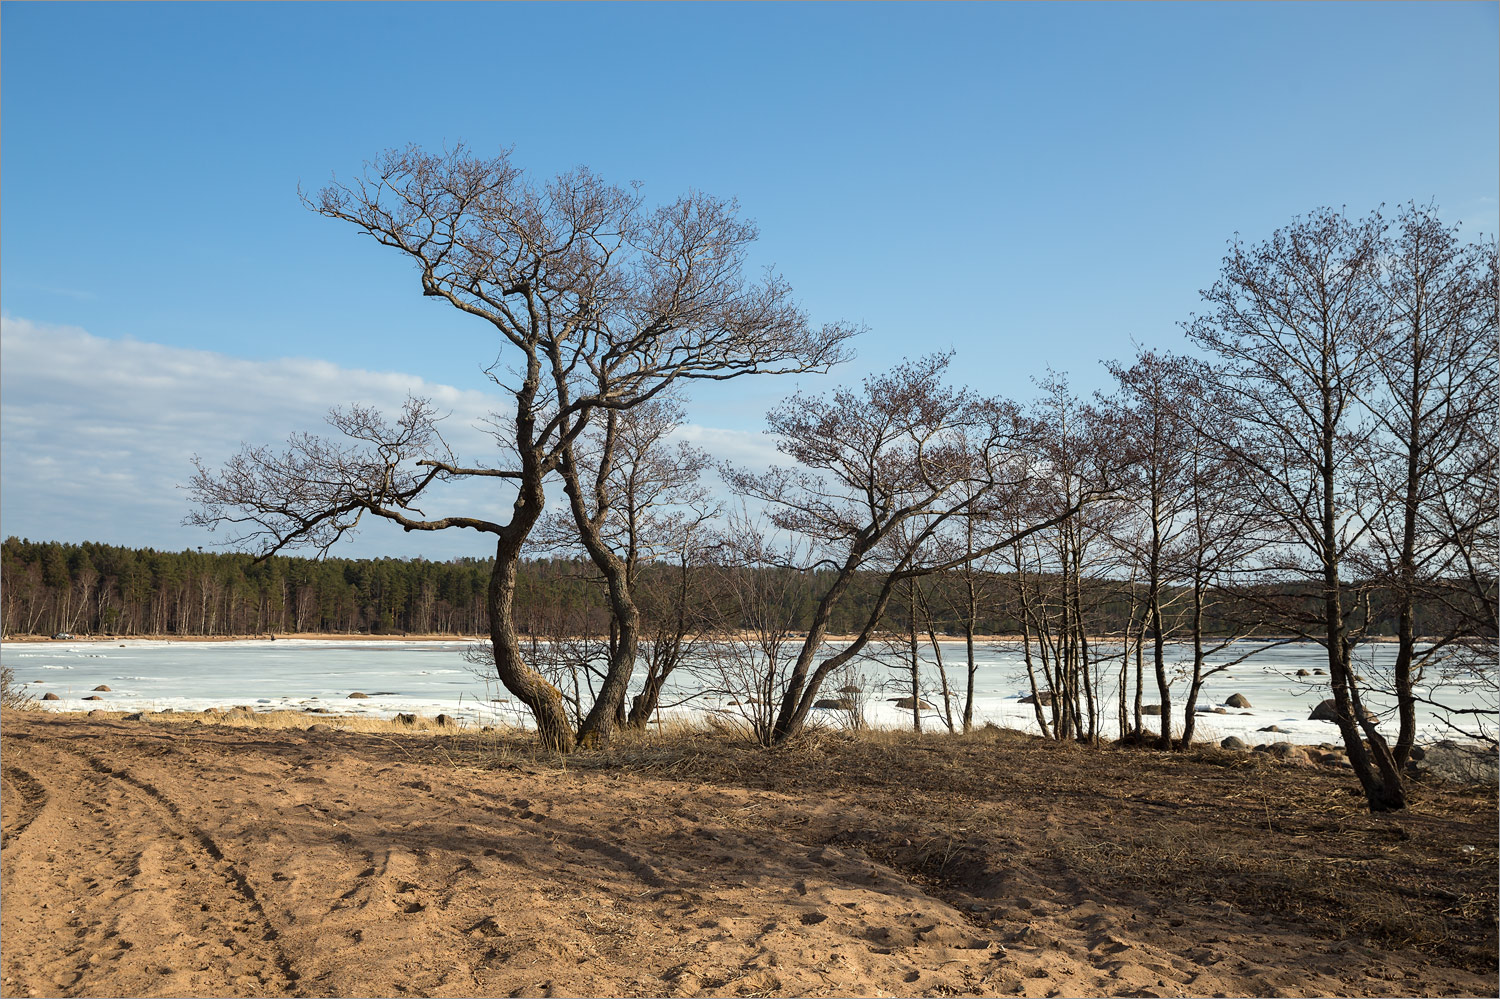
[{"xmin": 3, "ymin": 2, "xmax": 1496, "ymax": 558}]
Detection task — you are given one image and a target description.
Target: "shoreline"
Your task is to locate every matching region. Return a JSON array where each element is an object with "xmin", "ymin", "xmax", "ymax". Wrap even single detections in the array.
[{"xmin": 2, "ymin": 631, "xmax": 1413, "ymax": 646}]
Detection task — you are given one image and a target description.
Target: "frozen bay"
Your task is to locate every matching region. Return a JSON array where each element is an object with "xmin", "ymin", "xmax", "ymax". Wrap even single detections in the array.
[{"xmin": 4, "ymin": 638, "xmax": 1489, "ymax": 748}]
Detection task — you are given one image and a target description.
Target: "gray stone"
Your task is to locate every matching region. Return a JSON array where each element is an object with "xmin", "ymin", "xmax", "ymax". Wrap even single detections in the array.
[
  {"xmin": 1224, "ymin": 693, "xmax": 1251, "ymax": 708},
  {"xmin": 814, "ymin": 698, "xmax": 856, "ymax": 710},
  {"xmin": 124, "ymin": 712, "xmax": 145, "ymax": 721},
  {"xmin": 1308, "ymin": 698, "xmax": 1377, "ymax": 725},
  {"xmin": 1267, "ymin": 743, "xmax": 1311, "ymax": 764},
  {"xmin": 1220, "ymin": 736, "xmax": 1248, "ymax": 751},
  {"xmin": 890, "ymin": 696, "xmax": 936, "ymax": 711},
  {"xmin": 82, "ymin": 695, "xmax": 102, "ymax": 701},
  {"xmin": 1019, "ymin": 691, "xmax": 1054, "ymax": 706},
  {"xmin": 1258, "ymin": 725, "xmax": 1285, "ymax": 733}
]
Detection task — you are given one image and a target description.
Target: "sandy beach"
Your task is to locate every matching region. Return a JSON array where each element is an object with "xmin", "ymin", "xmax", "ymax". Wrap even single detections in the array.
[{"xmin": 1, "ymin": 710, "xmax": 1494, "ymax": 998}]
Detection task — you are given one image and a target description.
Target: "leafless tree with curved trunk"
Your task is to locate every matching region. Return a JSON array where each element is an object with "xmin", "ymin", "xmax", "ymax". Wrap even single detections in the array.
[
  {"xmin": 536, "ymin": 393, "xmax": 723, "ymax": 737},
  {"xmin": 189, "ymin": 145, "xmax": 854, "ymax": 751},
  {"xmin": 1187, "ymin": 206, "xmax": 1410, "ymax": 811},
  {"xmin": 722, "ymin": 355, "xmax": 1104, "ymax": 744}
]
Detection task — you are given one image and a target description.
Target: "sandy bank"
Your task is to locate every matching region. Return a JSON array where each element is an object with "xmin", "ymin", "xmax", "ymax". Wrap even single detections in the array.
[{"xmin": 1, "ymin": 712, "xmax": 1493, "ymax": 998}]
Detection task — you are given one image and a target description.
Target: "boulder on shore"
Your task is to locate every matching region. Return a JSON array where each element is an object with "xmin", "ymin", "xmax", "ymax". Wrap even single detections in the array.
[
  {"xmin": 1220, "ymin": 736, "xmax": 1248, "ymax": 751},
  {"xmin": 1258, "ymin": 725, "xmax": 1285, "ymax": 733},
  {"xmin": 1019, "ymin": 691, "xmax": 1054, "ymax": 706},
  {"xmin": 838, "ymin": 685, "xmax": 862, "ymax": 695},
  {"xmin": 1224, "ymin": 693, "xmax": 1252, "ymax": 709},
  {"xmin": 41, "ymin": 692, "xmax": 60, "ymax": 701},
  {"xmin": 890, "ymin": 696, "xmax": 936, "ymax": 711},
  {"xmin": 814, "ymin": 698, "xmax": 856, "ymax": 710},
  {"xmin": 82, "ymin": 695, "xmax": 103, "ymax": 701},
  {"xmin": 347, "ymin": 692, "xmax": 370, "ymax": 699},
  {"xmin": 1267, "ymin": 743, "xmax": 1311, "ymax": 765},
  {"xmin": 1141, "ymin": 704, "xmax": 1162, "ymax": 716},
  {"xmin": 1295, "ymin": 669, "xmax": 1311, "ymax": 677},
  {"xmin": 1308, "ymin": 698, "xmax": 1377, "ymax": 726},
  {"xmin": 434, "ymin": 713, "xmax": 453, "ymax": 727},
  {"xmin": 395, "ymin": 713, "xmax": 418, "ymax": 725},
  {"xmin": 93, "ymin": 684, "xmax": 112, "ymax": 692}
]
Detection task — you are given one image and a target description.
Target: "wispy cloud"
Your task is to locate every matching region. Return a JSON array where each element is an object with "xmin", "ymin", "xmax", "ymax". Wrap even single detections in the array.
[{"xmin": 8, "ymin": 281, "xmax": 98, "ymax": 301}]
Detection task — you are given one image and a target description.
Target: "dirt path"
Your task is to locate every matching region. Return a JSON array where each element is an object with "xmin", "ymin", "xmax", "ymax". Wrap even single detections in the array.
[{"xmin": 2, "ymin": 714, "xmax": 1494, "ymax": 998}]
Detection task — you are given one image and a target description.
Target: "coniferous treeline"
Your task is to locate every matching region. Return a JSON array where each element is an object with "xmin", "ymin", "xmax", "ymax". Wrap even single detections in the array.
[
  {"xmin": 0, "ymin": 538, "xmax": 589, "ymax": 638},
  {"xmin": 0, "ymin": 536, "xmax": 1450, "ymax": 641}
]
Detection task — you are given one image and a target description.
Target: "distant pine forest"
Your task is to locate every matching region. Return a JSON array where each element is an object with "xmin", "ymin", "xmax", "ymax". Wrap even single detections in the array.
[{"xmin": 1, "ymin": 537, "xmax": 1459, "ymax": 643}]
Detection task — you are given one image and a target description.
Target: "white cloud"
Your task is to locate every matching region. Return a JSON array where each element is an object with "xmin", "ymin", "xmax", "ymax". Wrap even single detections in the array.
[
  {"xmin": 0, "ymin": 317, "xmax": 799, "ymax": 560},
  {"xmin": 672, "ymin": 423, "xmax": 784, "ymax": 471},
  {"xmin": 0, "ymin": 316, "xmax": 512, "ymax": 559}
]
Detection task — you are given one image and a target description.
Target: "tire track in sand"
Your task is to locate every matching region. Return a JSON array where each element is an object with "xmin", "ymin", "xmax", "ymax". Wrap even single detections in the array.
[
  {"xmin": 1, "ymin": 740, "xmax": 301, "ymax": 998},
  {"xmin": 0, "ymin": 763, "xmax": 50, "ymax": 846}
]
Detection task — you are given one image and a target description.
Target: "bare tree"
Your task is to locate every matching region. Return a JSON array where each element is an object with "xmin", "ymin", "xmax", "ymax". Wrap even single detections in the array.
[
  {"xmin": 1187, "ymin": 206, "xmax": 1409, "ymax": 810},
  {"xmin": 723, "ymin": 355, "xmax": 1100, "ymax": 744},
  {"xmin": 558, "ymin": 394, "xmax": 722, "ymax": 731},
  {"xmin": 1104, "ymin": 350, "xmax": 1199, "ymax": 748},
  {"xmin": 695, "ymin": 516, "xmax": 817, "ymax": 746},
  {"xmin": 1353, "ymin": 205, "xmax": 1499, "ymax": 762},
  {"xmin": 189, "ymin": 146, "xmax": 853, "ymax": 751}
]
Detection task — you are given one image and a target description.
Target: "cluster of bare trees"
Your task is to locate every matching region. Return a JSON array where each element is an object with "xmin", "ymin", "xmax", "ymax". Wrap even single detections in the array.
[{"xmin": 189, "ymin": 144, "xmax": 1495, "ymax": 813}]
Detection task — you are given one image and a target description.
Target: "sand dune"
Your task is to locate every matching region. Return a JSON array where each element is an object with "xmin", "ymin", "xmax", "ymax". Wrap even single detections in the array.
[{"xmin": 1, "ymin": 712, "xmax": 1494, "ymax": 998}]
